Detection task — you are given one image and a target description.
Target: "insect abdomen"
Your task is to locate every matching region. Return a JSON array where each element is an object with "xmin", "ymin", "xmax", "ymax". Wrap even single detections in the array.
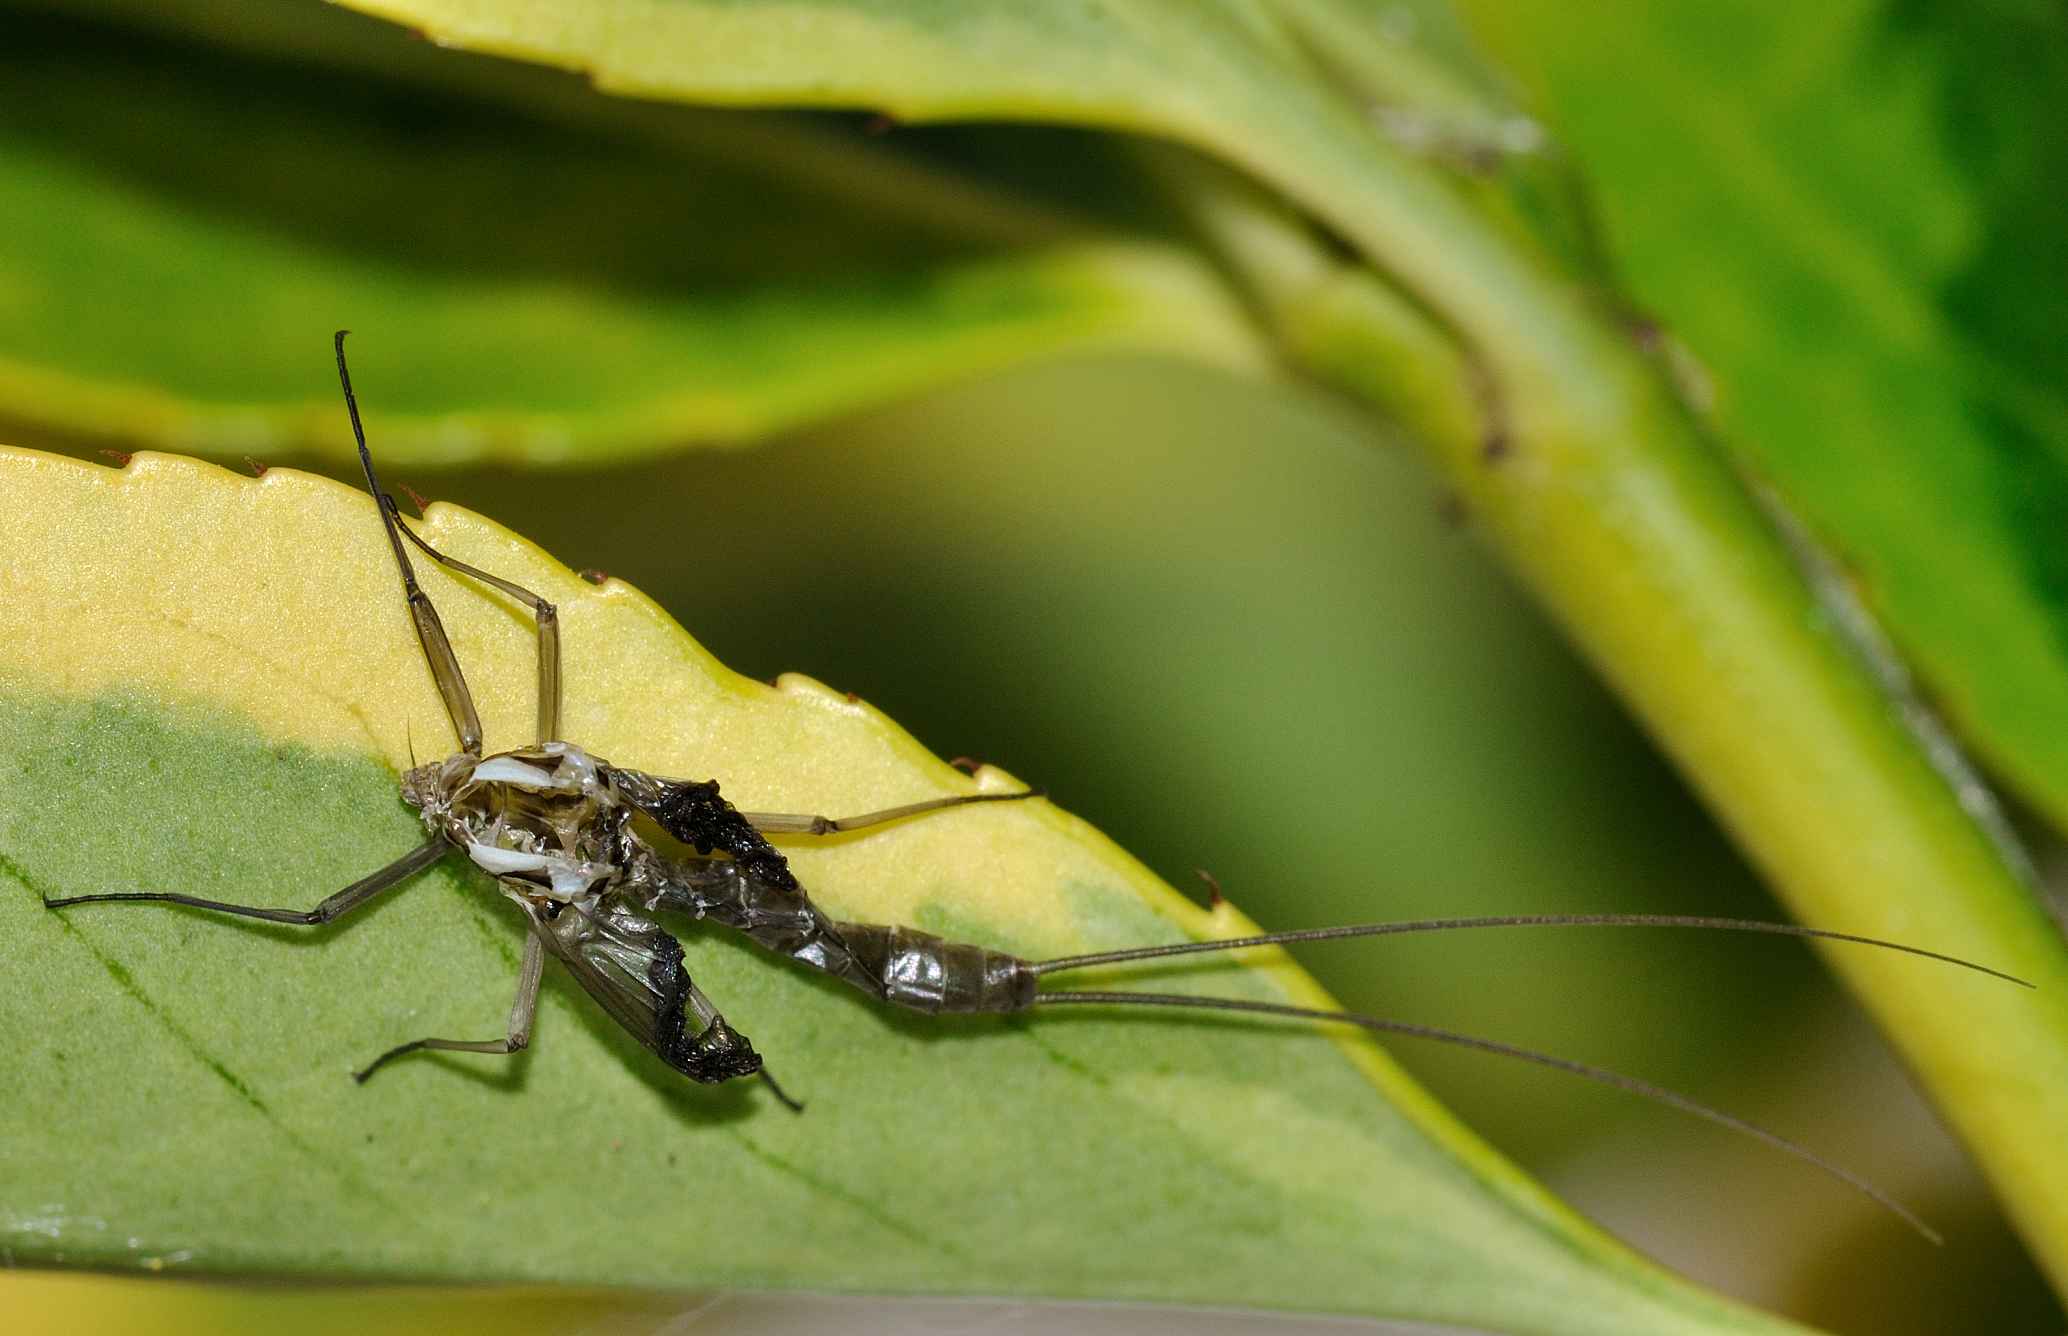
[{"xmin": 833, "ymin": 923, "xmax": 1036, "ymax": 1014}]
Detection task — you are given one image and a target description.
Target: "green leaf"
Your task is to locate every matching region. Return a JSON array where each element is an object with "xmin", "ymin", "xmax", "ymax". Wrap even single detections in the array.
[
  {"xmin": 0, "ymin": 7, "xmax": 1262, "ymax": 465},
  {"xmin": 0, "ymin": 447, "xmax": 1812, "ymax": 1334},
  {"xmin": 1457, "ymin": 0, "xmax": 2068, "ymax": 849}
]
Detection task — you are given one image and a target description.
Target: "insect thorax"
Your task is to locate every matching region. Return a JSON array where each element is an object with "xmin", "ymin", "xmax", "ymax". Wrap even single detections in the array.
[{"xmin": 403, "ymin": 741, "xmax": 633, "ymax": 902}]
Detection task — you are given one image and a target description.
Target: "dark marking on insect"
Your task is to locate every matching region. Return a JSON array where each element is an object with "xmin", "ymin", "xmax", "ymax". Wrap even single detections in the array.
[
  {"xmin": 35, "ymin": 334, "xmax": 2037, "ymax": 1246},
  {"xmin": 98, "ymin": 449, "xmax": 132, "ymax": 467},
  {"xmin": 243, "ymin": 456, "xmax": 269, "ymax": 478},
  {"xmin": 633, "ymin": 776, "xmax": 801, "ymax": 893},
  {"xmin": 579, "ymin": 568, "xmax": 610, "ymax": 586}
]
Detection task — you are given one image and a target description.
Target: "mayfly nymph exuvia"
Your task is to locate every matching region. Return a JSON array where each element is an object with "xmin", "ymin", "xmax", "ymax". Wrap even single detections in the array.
[{"xmin": 43, "ymin": 333, "xmax": 2032, "ymax": 1243}]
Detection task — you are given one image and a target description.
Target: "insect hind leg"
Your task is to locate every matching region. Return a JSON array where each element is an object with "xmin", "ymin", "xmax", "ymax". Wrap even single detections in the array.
[
  {"xmin": 354, "ymin": 929, "xmax": 545, "ymax": 1083},
  {"xmin": 757, "ymin": 1069, "xmax": 805, "ymax": 1112}
]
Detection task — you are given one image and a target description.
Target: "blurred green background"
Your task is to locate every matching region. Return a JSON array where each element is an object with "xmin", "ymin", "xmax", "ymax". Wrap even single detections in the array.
[{"xmin": 4, "ymin": 0, "xmax": 2065, "ymax": 1330}]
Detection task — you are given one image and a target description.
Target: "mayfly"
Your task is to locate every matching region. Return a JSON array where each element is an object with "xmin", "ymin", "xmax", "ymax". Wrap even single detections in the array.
[{"xmin": 44, "ymin": 333, "xmax": 2029, "ymax": 1244}]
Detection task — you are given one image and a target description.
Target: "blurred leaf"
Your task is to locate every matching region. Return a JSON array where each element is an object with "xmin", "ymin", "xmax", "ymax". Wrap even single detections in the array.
[
  {"xmin": 0, "ymin": 447, "xmax": 1808, "ymax": 1334},
  {"xmin": 0, "ymin": 8, "xmax": 1262, "ymax": 464},
  {"xmin": 1459, "ymin": 0, "xmax": 2068, "ymax": 833},
  {"xmin": 0, "ymin": 1273, "xmax": 683, "ymax": 1336}
]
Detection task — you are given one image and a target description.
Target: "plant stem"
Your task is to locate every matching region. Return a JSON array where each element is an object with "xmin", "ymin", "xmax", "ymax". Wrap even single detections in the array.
[{"xmin": 1162, "ymin": 102, "xmax": 2068, "ymax": 1293}]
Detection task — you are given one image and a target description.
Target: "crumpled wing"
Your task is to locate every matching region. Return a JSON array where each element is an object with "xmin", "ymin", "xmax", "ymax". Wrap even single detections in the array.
[{"xmin": 527, "ymin": 897, "xmax": 763, "ymax": 1084}]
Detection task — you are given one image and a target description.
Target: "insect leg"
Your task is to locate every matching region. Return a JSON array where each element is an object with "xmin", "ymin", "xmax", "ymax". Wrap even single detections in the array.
[
  {"xmin": 757, "ymin": 1069, "xmax": 804, "ymax": 1112},
  {"xmin": 335, "ymin": 331, "xmax": 484, "ymax": 755},
  {"xmin": 388, "ymin": 517, "xmax": 561, "ymax": 746},
  {"xmin": 740, "ymin": 789, "xmax": 1039, "ymax": 836},
  {"xmin": 41, "ymin": 837, "xmax": 449, "ymax": 926},
  {"xmin": 353, "ymin": 928, "xmax": 545, "ymax": 1083}
]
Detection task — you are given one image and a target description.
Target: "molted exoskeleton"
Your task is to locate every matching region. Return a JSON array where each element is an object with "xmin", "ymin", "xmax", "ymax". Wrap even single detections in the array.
[{"xmin": 408, "ymin": 742, "xmax": 632, "ymax": 903}]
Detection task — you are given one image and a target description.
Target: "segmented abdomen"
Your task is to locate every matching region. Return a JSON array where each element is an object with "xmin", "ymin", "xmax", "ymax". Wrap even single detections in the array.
[{"xmin": 833, "ymin": 923, "xmax": 1037, "ymax": 1014}]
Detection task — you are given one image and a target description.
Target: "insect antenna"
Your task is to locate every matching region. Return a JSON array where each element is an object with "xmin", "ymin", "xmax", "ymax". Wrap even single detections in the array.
[
  {"xmin": 1027, "ymin": 913, "xmax": 2032, "ymax": 986},
  {"xmin": 334, "ymin": 330, "xmax": 485, "ymax": 756},
  {"xmin": 1031, "ymin": 988, "xmax": 1944, "ymax": 1244}
]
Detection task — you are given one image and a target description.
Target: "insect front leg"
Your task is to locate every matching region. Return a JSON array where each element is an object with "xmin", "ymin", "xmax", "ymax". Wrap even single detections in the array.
[
  {"xmin": 41, "ymin": 838, "xmax": 450, "ymax": 926},
  {"xmin": 353, "ymin": 928, "xmax": 545, "ymax": 1083},
  {"xmin": 388, "ymin": 515, "xmax": 561, "ymax": 746},
  {"xmin": 336, "ymin": 332, "xmax": 486, "ymax": 756}
]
